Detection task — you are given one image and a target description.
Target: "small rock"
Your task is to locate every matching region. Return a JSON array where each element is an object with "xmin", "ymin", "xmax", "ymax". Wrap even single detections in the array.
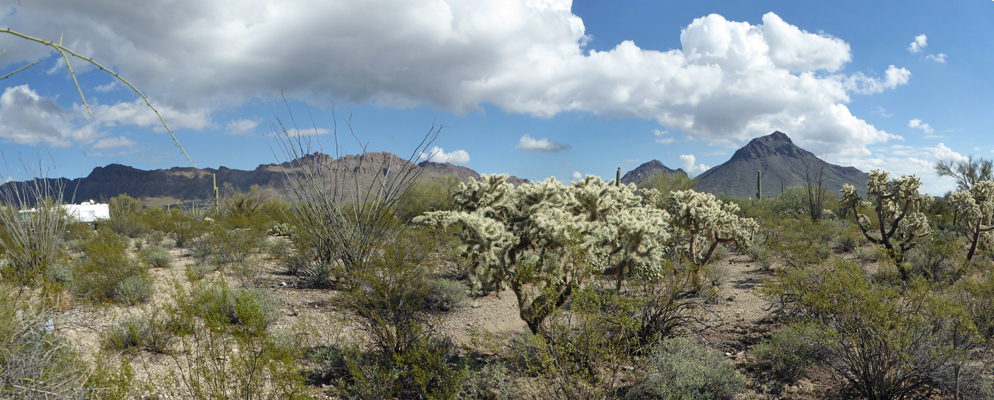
[
  {"xmin": 727, "ymin": 295, "xmax": 735, "ymax": 301},
  {"xmin": 280, "ymin": 281, "xmax": 288, "ymax": 287},
  {"xmin": 471, "ymin": 301, "xmax": 481, "ymax": 308}
]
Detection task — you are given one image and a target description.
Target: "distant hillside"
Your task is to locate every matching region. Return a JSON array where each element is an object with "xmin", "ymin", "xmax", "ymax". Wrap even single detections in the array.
[
  {"xmin": 619, "ymin": 160, "xmax": 688, "ymax": 185},
  {"xmin": 0, "ymin": 152, "xmax": 529, "ymax": 206},
  {"xmin": 694, "ymin": 131, "xmax": 868, "ymax": 199}
]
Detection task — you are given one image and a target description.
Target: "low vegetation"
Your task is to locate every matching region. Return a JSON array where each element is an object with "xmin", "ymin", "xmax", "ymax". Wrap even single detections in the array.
[{"xmin": 5, "ymin": 143, "xmax": 994, "ymax": 400}]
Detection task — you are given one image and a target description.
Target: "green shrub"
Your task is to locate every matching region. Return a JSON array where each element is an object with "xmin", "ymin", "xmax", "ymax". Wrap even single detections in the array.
[
  {"xmin": 459, "ymin": 362, "xmax": 517, "ymax": 400},
  {"xmin": 101, "ymin": 315, "xmax": 174, "ymax": 354},
  {"xmin": 72, "ymin": 232, "xmax": 154, "ymax": 305},
  {"xmin": 626, "ymin": 336, "xmax": 745, "ymax": 400},
  {"xmin": 426, "ymin": 278, "xmax": 466, "ymax": 312},
  {"xmin": 140, "ymin": 245, "xmax": 172, "ymax": 269},
  {"xmin": 154, "ymin": 323, "xmax": 309, "ymax": 400},
  {"xmin": 1, "ymin": 285, "xmax": 90, "ymax": 398},
  {"xmin": 752, "ymin": 324, "xmax": 829, "ymax": 384},
  {"xmin": 146, "ymin": 207, "xmax": 207, "ymax": 248},
  {"xmin": 179, "ymin": 281, "xmax": 279, "ymax": 335},
  {"xmin": 105, "ymin": 194, "xmax": 148, "ymax": 238},
  {"xmin": 192, "ymin": 226, "xmax": 263, "ymax": 268},
  {"xmin": 906, "ymin": 231, "xmax": 965, "ymax": 282},
  {"xmin": 394, "ymin": 176, "xmax": 460, "ymax": 222},
  {"xmin": 765, "ymin": 259, "xmax": 979, "ymax": 400}
]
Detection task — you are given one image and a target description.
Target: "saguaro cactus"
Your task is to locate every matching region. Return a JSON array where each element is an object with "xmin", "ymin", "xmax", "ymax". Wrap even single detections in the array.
[{"xmin": 756, "ymin": 171, "xmax": 762, "ymax": 199}]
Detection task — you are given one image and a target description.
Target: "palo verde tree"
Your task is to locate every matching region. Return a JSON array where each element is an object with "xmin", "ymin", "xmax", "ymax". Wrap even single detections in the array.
[
  {"xmin": 841, "ymin": 170, "xmax": 932, "ymax": 280},
  {"xmin": 936, "ymin": 156, "xmax": 994, "ymax": 192},
  {"xmin": 416, "ymin": 174, "xmax": 672, "ymax": 334},
  {"xmin": 948, "ymin": 180, "xmax": 994, "ymax": 261}
]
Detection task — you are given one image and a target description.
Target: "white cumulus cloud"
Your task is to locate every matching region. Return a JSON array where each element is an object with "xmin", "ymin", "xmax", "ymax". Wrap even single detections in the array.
[
  {"xmin": 653, "ymin": 129, "xmax": 674, "ymax": 144},
  {"xmin": 0, "ymin": 85, "xmax": 103, "ymax": 147},
  {"xmin": 679, "ymin": 154, "xmax": 709, "ymax": 174},
  {"xmin": 926, "ymin": 53, "xmax": 947, "ymax": 63},
  {"xmin": 516, "ymin": 134, "xmax": 571, "ymax": 152},
  {"xmin": 843, "ymin": 65, "xmax": 911, "ymax": 95},
  {"xmin": 0, "ymin": 4, "xmax": 908, "ymax": 159},
  {"xmin": 908, "ymin": 118, "xmax": 935, "ymax": 135},
  {"xmin": 571, "ymin": 171, "xmax": 581, "ymax": 180},
  {"xmin": 92, "ymin": 136, "xmax": 136, "ymax": 149},
  {"xmin": 417, "ymin": 146, "xmax": 470, "ymax": 164},
  {"xmin": 908, "ymin": 34, "xmax": 927, "ymax": 53},
  {"xmin": 225, "ymin": 118, "xmax": 261, "ymax": 135}
]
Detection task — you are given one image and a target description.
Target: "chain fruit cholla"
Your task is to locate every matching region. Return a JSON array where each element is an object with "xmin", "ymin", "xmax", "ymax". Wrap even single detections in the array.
[{"xmin": 415, "ymin": 174, "xmax": 755, "ymax": 333}]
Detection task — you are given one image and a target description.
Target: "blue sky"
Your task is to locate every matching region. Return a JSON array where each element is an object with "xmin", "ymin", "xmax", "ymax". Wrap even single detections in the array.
[{"xmin": 0, "ymin": 0, "xmax": 991, "ymax": 195}]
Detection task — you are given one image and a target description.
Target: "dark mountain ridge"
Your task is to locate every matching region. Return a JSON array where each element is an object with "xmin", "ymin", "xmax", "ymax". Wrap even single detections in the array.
[
  {"xmin": 1, "ymin": 152, "xmax": 528, "ymax": 206},
  {"xmin": 693, "ymin": 131, "xmax": 868, "ymax": 198},
  {"xmin": 619, "ymin": 160, "xmax": 688, "ymax": 185}
]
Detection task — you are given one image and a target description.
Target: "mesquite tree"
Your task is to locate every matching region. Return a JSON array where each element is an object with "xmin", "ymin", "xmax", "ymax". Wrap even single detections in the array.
[
  {"xmin": 841, "ymin": 170, "xmax": 931, "ymax": 279},
  {"xmin": 949, "ymin": 181, "xmax": 994, "ymax": 261},
  {"xmin": 416, "ymin": 174, "xmax": 671, "ymax": 333}
]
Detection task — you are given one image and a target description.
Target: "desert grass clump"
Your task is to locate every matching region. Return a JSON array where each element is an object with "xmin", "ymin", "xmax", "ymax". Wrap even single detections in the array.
[{"xmin": 72, "ymin": 232, "xmax": 153, "ymax": 305}]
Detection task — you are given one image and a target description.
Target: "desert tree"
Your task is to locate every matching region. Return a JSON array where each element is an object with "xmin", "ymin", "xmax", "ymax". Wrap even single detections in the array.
[
  {"xmin": 936, "ymin": 156, "xmax": 994, "ymax": 192},
  {"xmin": 841, "ymin": 170, "xmax": 931, "ymax": 280},
  {"xmin": 948, "ymin": 181, "xmax": 994, "ymax": 261}
]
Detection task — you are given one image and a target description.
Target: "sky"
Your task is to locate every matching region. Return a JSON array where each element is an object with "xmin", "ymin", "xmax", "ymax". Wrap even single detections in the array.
[{"xmin": 0, "ymin": 0, "xmax": 991, "ymax": 196}]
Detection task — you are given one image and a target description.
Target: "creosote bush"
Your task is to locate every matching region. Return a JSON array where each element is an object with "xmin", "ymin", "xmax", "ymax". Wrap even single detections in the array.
[
  {"xmin": 765, "ymin": 258, "xmax": 978, "ymax": 400},
  {"xmin": 72, "ymin": 232, "xmax": 153, "ymax": 305},
  {"xmin": 752, "ymin": 324, "xmax": 830, "ymax": 384},
  {"xmin": 101, "ymin": 314, "xmax": 174, "ymax": 354},
  {"xmin": 140, "ymin": 245, "xmax": 172, "ymax": 269}
]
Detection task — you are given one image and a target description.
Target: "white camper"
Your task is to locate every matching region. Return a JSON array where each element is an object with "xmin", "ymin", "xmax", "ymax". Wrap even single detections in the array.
[{"xmin": 63, "ymin": 200, "xmax": 110, "ymax": 223}]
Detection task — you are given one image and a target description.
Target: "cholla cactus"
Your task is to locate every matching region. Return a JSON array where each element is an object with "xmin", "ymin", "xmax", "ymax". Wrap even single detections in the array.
[
  {"xmin": 415, "ymin": 173, "xmax": 672, "ymax": 333},
  {"xmin": 840, "ymin": 170, "xmax": 931, "ymax": 278},
  {"xmin": 949, "ymin": 180, "xmax": 994, "ymax": 261},
  {"xmin": 667, "ymin": 190, "xmax": 757, "ymax": 268}
]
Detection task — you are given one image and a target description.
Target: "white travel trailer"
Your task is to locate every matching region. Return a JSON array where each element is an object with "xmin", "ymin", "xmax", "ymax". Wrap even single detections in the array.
[{"xmin": 63, "ymin": 200, "xmax": 110, "ymax": 223}]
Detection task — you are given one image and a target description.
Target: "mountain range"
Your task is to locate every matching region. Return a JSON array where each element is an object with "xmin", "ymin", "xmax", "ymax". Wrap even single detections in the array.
[
  {"xmin": 622, "ymin": 131, "xmax": 867, "ymax": 198},
  {"xmin": 1, "ymin": 131, "xmax": 866, "ymax": 205}
]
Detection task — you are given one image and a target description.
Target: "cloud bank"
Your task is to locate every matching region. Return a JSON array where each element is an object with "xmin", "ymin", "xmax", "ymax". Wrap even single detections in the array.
[{"xmin": 1, "ymin": 2, "xmax": 908, "ymax": 160}]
